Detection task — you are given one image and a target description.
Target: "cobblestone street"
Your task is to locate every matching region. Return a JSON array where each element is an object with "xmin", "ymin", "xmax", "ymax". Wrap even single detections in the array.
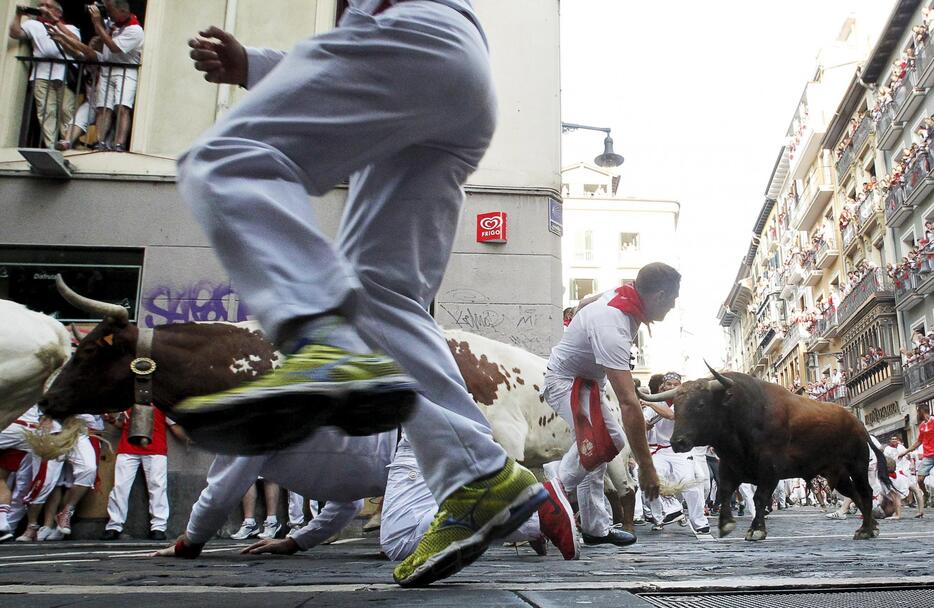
[{"xmin": 2, "ymin": 507, "xmax": 933, "ymax": 606}]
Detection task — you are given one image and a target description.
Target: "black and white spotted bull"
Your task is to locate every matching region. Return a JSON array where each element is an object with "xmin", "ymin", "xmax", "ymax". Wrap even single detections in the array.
[
  {"xmin": 36, "ymin": 279, "xmax": 636, "ymax": 493},
  {"xmin": 642, "ymin": 365, "xmax": 893, "ymax": 541}
]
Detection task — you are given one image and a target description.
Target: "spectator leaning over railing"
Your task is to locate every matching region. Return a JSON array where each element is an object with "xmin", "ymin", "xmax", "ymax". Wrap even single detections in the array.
[
  {"xmin": 87, "ymin": 0, "xmax": 143, "ymax": 152},
  {"xmin": 8, "ymin": 1, "xmax": 81, "ymax": 148},
  {"xmin": 47, "ymin": 27, "xmax": 102, "ymax": 151}
]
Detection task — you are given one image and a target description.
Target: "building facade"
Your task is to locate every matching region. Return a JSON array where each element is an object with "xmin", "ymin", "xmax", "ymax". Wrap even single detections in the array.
[
  {"xmin": 561, "ymin": 163, "xmax": 684, "ymax": 383},
  {"xmin": 718, "ymin": 16, "xmax": 918, "ymax": 442},
  {"xmin": 0, "ymin": 0, "xmax": 563, "ymax": 535}
]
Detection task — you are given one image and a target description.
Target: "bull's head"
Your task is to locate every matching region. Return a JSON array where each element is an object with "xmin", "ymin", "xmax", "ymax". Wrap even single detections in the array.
[
  {"xmin": 640, "ymin": 362, "xmax": 734, "ymax": 453},
  {"xmin": 39, "ymin": 276, "xmax": 137, "ymax": 419}
]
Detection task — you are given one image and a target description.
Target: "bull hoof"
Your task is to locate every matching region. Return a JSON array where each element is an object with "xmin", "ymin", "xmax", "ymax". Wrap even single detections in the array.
[
  {"xmin": 744, "ymin": 529, "xmax": 767, "ymax": 541},
  {"xmin": 719, "ymin": 520, "xmax": 736, "ymax": 537},
  {"xmin": 853, "ymin": 528, "xmax": 874, "ymax": 540}
]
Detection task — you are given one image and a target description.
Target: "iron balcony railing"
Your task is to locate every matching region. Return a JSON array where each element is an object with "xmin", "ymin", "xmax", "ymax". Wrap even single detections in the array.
[
  {"xmin": 906, "ymin": 353, "xmax": 934, "ymax": 395},
  {"xmin": 884, "ymin": 187, "xmax": 906, "ymax": 223},
  {"xmin": 902, "ymin": 151, "xmax": 933, "ymax": 200},
  {"xmin": 845, "ymin": 355, "xmax": 903, "ymax": 402},
  {"xmin": 895, "ymin": 271, "xmax": 922, "ymax": 304},
  {"xmin": 836, "ymin": 268, "xmax": 894, "ymax": 327},
  {"xmin": 816, "ymin": 308, "xmax": 838, "ymax": 336},
  {"xmin": 835, "ymin": 145, "xmax": 854, "ymax": 180},
  {"xmin": 851, "ymin": 115, "xmax": 874, "ymax": 153},
  {"xmin": 842, "ymin": 222, "xmax": 857, "ymax": 249},
  {"xmin": 16, "ymin": 56, "xmax": 141, "ymax": 149}
]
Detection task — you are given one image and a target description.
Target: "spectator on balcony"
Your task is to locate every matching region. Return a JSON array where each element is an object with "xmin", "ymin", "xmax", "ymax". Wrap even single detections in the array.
[
  {"xmin": 46, "ymin": 27, "xmax": 103, "ymax": 151},
  {"xmin": 8, "ymin": 1, "xmax": 81, "ymax": 149},
  {"xmin": 87, "ymin": 0, "xmax": 144, "ymax": 152}
]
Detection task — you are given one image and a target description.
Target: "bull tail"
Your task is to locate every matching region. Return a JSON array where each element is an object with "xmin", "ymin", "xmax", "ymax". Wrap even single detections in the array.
[{"xmin": 868, "ymin": 440, "xmax": 894, "ymax": 492}]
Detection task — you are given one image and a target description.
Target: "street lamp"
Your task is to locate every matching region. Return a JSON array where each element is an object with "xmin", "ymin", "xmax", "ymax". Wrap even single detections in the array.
[{"xmin": 561, "ymin": 122, "xmax": 624, "ymax": 168}]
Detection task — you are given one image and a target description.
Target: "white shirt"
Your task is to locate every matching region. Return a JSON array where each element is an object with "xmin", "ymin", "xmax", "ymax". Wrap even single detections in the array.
[
  {"xmin": 21, "ymin": 19, "xmax": 80, "ymax": 82},
  {"xmin": 547, "ymin": 290, "xmax": 636, "ymax": 381},
  {"xmin": 99, "ymin": 21, "xmax": 143, "ymax": 69}
]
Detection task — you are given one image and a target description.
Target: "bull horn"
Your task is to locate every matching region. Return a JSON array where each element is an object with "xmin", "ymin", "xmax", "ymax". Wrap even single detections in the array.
[
  {"xmin": 55, "ymin": 275, "xmax": 129, "ymax": 323},
  {"xmin": 640, "ymin": 387, "xmax": 680, "ymax": 402},
  {"xmin": 705, "ymin": 360, "xmax": 734, "ymax": 389}
]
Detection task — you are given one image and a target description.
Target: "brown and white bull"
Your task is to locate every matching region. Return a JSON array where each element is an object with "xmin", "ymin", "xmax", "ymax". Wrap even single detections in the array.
[
  {"xmin": 35, "ymin": 279, "xmax": 635, "ymax": 494},
  {"xmin": 0, "ymin": 299, "xmax": 71, "ymax": 430},
  {"xmin": 643, "ymin": 365, "xmax": 892, "ymax": 541}
]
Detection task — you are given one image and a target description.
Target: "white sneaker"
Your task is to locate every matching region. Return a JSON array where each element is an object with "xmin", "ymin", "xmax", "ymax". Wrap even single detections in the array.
[
  {"xmin": 286, "ymin": 523, "xmax": 304, "ymax": 539},
  {"xmin": 258, "ymin": 521, "xmax": 283, "ymax": 540},
  {"xmin": 0, "ymin": 527, "xmax": 12, "ymax": 543},
  {"xmin": 45, "ymin": 527, "xmax": 65, "ymax": 541},
  {"xmin": 230, "ymin": 520, "xmax": 261, "ymax": 540},
  {"xmin": 37, "ymin": 526, "xmax": 55, "ymax": 541}
]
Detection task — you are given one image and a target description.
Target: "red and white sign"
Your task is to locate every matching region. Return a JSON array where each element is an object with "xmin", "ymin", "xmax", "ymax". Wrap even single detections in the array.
[{"xmin": 477, "ymin": 212, "xmax": 507, "ymax": 243}]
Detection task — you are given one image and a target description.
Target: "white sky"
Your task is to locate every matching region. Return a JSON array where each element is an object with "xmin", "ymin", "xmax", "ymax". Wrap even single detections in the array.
[{"xmin": 561, "ymin": 0, "xmax": 896, "ymax": 376}]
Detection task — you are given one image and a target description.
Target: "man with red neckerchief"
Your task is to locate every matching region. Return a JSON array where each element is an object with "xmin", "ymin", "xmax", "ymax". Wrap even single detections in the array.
[
  {"xmin": 87, "ymin": 0, "xmax": 143, "ymax": 152},
  {"xmin": 543, "ymin": 263, "xmax": 680, "ymax": 547},
  {"xmin": 903, "ymin": 404, "xmax": 934, "ymax": 507}
]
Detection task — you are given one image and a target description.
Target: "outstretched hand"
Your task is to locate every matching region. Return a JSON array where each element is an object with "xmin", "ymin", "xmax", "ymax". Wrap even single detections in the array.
[
  {"xmin": 189, "ymin": 26, "xmax": 248, "ymax": 86},
  {"xmin": 241, "ymin": 537, "xmax": 300, "ymax": 555}
]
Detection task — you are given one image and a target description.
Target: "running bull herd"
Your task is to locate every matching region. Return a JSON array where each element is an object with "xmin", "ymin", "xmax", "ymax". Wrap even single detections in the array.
[{"xmin": 1, "ymin": 277, "xmax": 892, "ymax": 542}]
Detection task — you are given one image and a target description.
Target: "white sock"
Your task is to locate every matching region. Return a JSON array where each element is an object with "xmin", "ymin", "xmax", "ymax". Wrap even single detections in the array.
[
  {"xmin": 0, "ymin": 504, "xmax": 10, "ymax": 530},
  {"xmin": 243, "ymin": 518, "xmax": 256, "ymax": 526},
  {"xmin": 265, "ymin": 516, "xmax": 278, "ymax": 525}
]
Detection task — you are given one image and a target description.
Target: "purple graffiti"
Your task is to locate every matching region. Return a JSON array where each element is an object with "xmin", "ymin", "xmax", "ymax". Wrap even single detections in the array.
[{"xmin": 142, "ymin": 281, "xmax": 250, "ymax": 328}]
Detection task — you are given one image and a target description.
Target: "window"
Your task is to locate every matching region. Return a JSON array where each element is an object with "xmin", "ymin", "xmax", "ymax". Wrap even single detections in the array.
[
  {"xmin": 574, "ymin": 230, "xmax": 594, "ymax": 262},
  {"xmin": 0, "ymin": 246, "xmax": 143, "ymax": 322},
  {"xmin": 619, "ymin": 232, "xmax": 640, "ymax": 253},
  {"xmin": 569, "ymin": 278, "xmax": 596, "ymax": 301}
]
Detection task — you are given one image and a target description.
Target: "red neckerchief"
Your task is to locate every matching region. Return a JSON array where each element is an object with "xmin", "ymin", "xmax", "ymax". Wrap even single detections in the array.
[
  {"xmin": 113, "ymin": 13, "xmax": 140, "ymax": 28},
  {"xmin": 607, "ymin": 283, "xmax": 649, "ymax": 326}
]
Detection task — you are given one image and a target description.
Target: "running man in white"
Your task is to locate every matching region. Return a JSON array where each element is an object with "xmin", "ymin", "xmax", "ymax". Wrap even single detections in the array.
[
  {"xmin": 642, "ymin": 373, "xmax": 710, "ymax": 535},
  {"xmin": 543, "ymin": 263, "xmax": 680, "ymax": 546},
  {"xmin": 153, "ymin": 431, "xmax": 578, "ymax": 562},
  {"xmin": 173, "ymin": 1, "xmax": 546, "ymax": 586}
]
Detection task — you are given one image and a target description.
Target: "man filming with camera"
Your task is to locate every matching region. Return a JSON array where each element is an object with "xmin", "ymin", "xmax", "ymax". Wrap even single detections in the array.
[
  {"xmin": 86, "ymin": 0, "xmax": 143, "ymax": 152},
  {"xmin": 8, "ymin": 1, "xmax": 80, "ymax": 148}
]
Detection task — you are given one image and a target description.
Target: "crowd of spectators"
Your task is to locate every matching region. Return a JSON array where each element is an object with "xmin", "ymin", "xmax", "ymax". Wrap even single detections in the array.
[
  {"xmin": 8, "ymin": 0, "xmax": 145, "ymax": 152},
  {"xmin": 901, "ymin": 326, "xmax": 934, "ymax": 370}
]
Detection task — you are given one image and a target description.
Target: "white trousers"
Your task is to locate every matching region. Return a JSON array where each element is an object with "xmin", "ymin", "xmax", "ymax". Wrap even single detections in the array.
[
  {"xmin": 738, "ymin": 483, "xmax": 756, "ymax": 518},
  {"xmin": 543, "ymin": 376, "xmax": 626, "ymax": 537},
  {"xmin": 287, "ymin": 491, "xmax": 305, "ymax": 526},
  {"xmin": 177, "ymin": 0, "xmax": 504, "ymax": 504},
  {"xmin": 105, "ymin": 453, "xmax": 169, "ymax": 532},
  {"xmin": 381, "ymin": 438, "xmax": 539, "ymax": 561},
  {"xmin": 25, "ymin": 435, "xmax": 96, "ymax": 505},
  {"xmin": 648, "ymin": 450, "xmax": 708, "ymax": 529}
]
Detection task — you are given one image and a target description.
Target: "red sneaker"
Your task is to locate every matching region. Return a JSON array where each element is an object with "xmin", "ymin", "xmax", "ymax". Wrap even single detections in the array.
[
  {"xmin": 537, "ymin": 480, "xmax": 580, "ymax": 560},
  {"xmin": 56, "ymin": 508, "xmax": 73, "ymax": 536}
]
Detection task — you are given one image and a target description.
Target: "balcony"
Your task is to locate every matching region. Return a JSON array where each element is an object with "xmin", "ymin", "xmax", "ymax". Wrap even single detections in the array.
[
  {"xmin": 802, "ymin": 256, "xmax": 822, "ymax": 286},
  {"xmin": 836, "ymin": 268, "xmax": 895, "ymax": 331},
  {"xmin": 780, "ymin": 276, "xmax": 796, "ymax": 300},
  {"xmin": 893, "ymin": 73, "xmax": 927, "ymax": 123},
  {"xmin": 782, "ymin": 322, "xmax": 809, "ymax": 358},
  {"xmin": 760, "ymin": 328, "xmax": 784, "ymax": 356},
  {"xmin": 905, "ymin": 354, "xmax": 934, "ymax": 400},
  {"xmin": 835, "ymin": 146, "xmax": 854, "ymax": 182},
  {"xmin": 842, "ymin": 223, "xmax": 859, "ymax": 255},
  {"xmin": 788, "ymin": 263, "xmax": 804, "ymax": 285},
  {"xmin": 917, "ymin": 261, "xmax": 934, "ymax": 295},
  {"xmin": 812, "ymin": 385, "xmax": 848, "ymax": 407},
  {"xmin": 817, "ymin": 308, "xmax": 838, "ymax": 339},
  {"xmin": 789, "ymin": 122, "xmax": 823, "ymax": 181},
  {"xmin": 794, "ymin": 168, "xmax": 835, "ymax": 231},
  {"xmin": 884, "ymin": 187, "xmax": 912, "ymax": 228},
  {"xmin": 876, "ymin": 106, "xmax": 904, "ymax": 151},
  {"xmin": 753, "ymin": 345, "xmax": 767, "ymax": 371},
  {"xmin": 902, "ymin": 152, "xmax": 934, "ymax": 208},
  {"xmin": 815, "ymin": 238, "xmax": 838, "ymax": 269},
  {"xmin": 851, "ymin": 115, "xmax": 875, "ymax": 155},
  {"xmin": 845, "ymin": 356, "xmax": 904, "ymax": 409},
  {"xmin": 895, "ymin": 271, "xmax": 924, "ymax": 311},
  {"xmin": 857, "ymin": 192, "xmax": 883, "ymax": 236},
  {"xmin": 917, "ymin": 38, "xmax": 934, "ymax": 89}
]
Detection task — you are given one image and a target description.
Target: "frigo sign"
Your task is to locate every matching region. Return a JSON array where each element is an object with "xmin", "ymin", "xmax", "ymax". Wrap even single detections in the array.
[
  {"xmin": 476, "ymin": 212, "xmax": 507, "ymax": 243},
  {"xmin": 864, "ymin": 402, "xmax": 901, "ymax": 428}
]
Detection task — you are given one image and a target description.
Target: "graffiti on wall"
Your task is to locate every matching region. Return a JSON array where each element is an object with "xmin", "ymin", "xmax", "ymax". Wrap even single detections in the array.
[{"xmin": 141, "ymin": 281, "xmax": 250, "ymax": 328}]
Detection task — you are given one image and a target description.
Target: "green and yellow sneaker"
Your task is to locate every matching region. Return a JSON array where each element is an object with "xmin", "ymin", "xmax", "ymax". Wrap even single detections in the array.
[
  {"xmin": 393, "ymin": 458, "xmax": 548, "ymax": 587},
  {"xmin": 171, "ymin": 344, "xmax": 416, "ymax": 454}
]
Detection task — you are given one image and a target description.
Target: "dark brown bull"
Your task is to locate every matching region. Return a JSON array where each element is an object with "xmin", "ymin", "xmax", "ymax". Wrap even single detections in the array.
[{"xmin": 643, "ymin": 365, "xmax": 892, "ymax": 541}]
